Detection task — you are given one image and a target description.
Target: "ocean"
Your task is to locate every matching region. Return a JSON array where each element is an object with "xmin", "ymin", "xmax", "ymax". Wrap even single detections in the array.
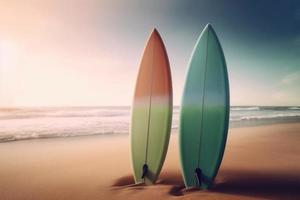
[{"xmin": 0, "ymin": 106, "xmax": 299, "ymax": 143}]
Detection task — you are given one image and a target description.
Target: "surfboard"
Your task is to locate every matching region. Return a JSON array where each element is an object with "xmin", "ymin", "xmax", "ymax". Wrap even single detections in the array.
[
  {"xmin": 131, "ymin": 29, "xmax": 173, "ymax": 185},
  {"xmin": 179, "ymin": 24, "xmax": 230, "ymax": 189}
]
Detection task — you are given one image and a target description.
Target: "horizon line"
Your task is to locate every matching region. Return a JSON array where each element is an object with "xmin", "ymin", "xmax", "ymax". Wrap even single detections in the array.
[{"xmin": 0, "ymin": 105, "xmax": 299, "ymax": 108}]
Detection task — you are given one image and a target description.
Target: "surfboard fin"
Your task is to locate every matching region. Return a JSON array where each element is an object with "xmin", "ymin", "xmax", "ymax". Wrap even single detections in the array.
[
  {"xmin": 195, "ymin": 168, "xmax": 202, "ymax": 187},
  {"xmin": 141, "ymin": 164, "xmax": 148, "ymax": 179}
]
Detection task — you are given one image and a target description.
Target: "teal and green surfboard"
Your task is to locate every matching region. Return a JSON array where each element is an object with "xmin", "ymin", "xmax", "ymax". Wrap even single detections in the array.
[
  {"xmin": 131, "ymin": 29, "xmax": 173, "ymax": 184},
  {"xmin": 179, "ymin": 24, "xmax": 230, "ymax": 189}
]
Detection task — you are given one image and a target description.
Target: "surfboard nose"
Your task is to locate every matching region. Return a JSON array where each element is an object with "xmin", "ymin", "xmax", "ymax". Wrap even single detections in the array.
[
  {"xmin": 150, "ymin": 28, "xmax": 160, "ymax": 37},
  {"xmin": 205, "ymin": 23, "xmax": 213, "ymax": 30},
  {"xmin": 152, "ymin": 28, "xmax": 158, "ymax": 33}
]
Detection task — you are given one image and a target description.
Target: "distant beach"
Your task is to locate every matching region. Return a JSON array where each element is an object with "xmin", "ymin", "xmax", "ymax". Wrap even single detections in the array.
[{"xmin": 0, "ymin": 106, "xmax": 300, "ymax": 142}]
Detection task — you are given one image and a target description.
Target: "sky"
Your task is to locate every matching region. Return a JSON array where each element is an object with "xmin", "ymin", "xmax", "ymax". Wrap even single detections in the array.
[{"xmin": 0, "ymin": 0, "xmax": 299, "ymax": 106}]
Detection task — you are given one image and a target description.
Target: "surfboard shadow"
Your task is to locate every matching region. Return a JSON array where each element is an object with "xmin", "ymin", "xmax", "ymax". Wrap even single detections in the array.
[
  {"xmin": 112, "ymin": 171, "xmax": 184, "ymax": 185},
  {"xmin": 111, "ymin": 171, "xmax": 184, "ymax": 192},
  {"xmin": 111, "ymin": 168, "xmax": 300, "ymax": 199},
  {"xmin": 112, "ymin": 175, "xmax": 135, "ymax": 187},
  {"xmin": 210, "ymin": 168, "xmax": 300, "ymax": 199}
]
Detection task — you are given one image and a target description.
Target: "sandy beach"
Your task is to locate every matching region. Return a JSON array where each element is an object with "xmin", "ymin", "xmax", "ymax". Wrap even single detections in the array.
[{"xmin": 0, "ymin": 123, "xmax": 300, "ymax": 200}]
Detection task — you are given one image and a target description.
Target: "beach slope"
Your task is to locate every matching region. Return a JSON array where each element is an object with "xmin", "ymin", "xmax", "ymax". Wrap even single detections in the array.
[{"xmin": 0, "ymin": 123, "xmax": 300, "ymax": 200}]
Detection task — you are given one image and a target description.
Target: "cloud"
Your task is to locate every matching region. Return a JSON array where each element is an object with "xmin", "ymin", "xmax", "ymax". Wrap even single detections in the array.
[
  {"xmin": 280, "ymin": 71, "xmax": 300, "ymax": 85},
  {"xmin": 271, "ymin": 90, "xmax": 300, "ymax": 106},
  {"xmin": 273, "ymin": 70, "xmax": 300, "ymax": 105}
]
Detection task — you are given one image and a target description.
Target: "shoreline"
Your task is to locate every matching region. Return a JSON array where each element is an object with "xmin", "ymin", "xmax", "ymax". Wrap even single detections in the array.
[{"xmin": 1, "ymin": 120, "xmax": 300, "ymax": 144}]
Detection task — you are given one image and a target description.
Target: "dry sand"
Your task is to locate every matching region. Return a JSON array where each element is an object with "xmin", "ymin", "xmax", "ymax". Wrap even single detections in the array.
[{"xmin": 0, "ymin": 123, "xmax": 300, "ymax": 200}]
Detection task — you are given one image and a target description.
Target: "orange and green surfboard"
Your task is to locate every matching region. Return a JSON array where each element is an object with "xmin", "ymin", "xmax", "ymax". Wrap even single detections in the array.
[{"xmin": 131, "ymin": 29, "xmax": 173, "ymax": 184}]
